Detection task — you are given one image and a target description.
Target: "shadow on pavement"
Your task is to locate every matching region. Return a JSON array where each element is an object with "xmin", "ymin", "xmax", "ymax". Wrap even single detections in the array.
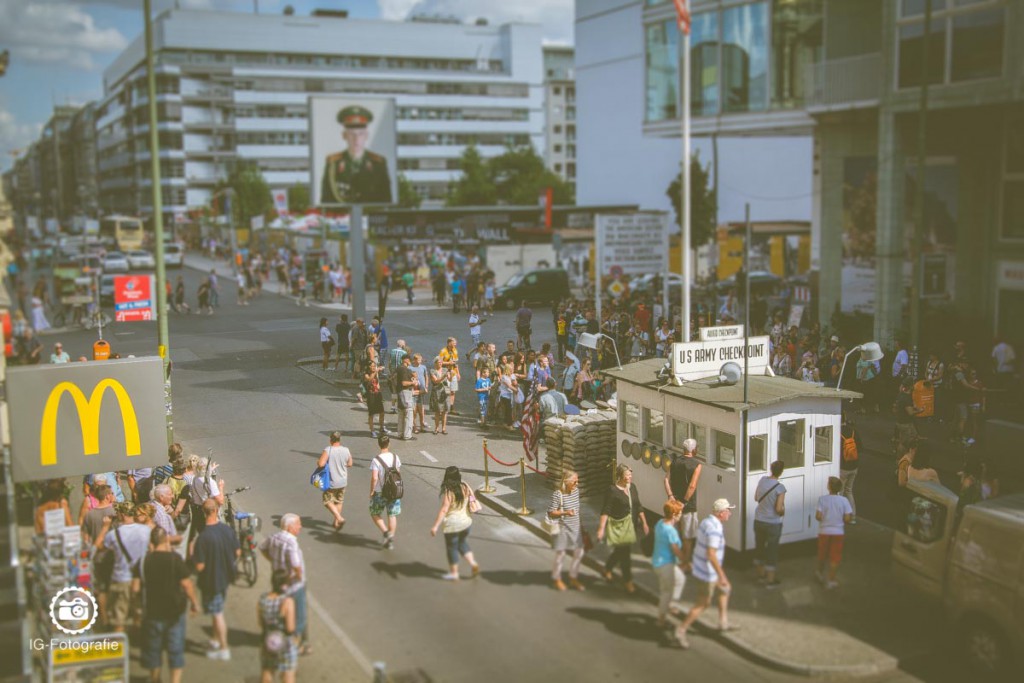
[
  {"xmin": 371, "ymin": 560, "xmax": 446, "ymax": 580},
  {"xmin": 565, "ymin": 607, "xmax": 667, "ymax": 644}
]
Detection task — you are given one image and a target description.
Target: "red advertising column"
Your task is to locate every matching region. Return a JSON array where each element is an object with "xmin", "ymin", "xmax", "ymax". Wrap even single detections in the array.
[{"xmin": 114, "ymin": 275, "xmax": 157, "ymax": 322}]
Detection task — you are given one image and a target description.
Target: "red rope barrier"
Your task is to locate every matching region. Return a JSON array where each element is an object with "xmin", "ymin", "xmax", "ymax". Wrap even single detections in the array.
[
  {"xmin": 524, "ymin": 461, "xmax": 548, "ymax": 477},
  {"xmin": 483, "ymin": 446, "xmax": 518, "ymax": 468}
]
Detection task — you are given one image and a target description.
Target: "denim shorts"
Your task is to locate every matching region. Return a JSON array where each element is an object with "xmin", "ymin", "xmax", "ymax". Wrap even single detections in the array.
[
  {"xmin": 202, "ymin": 590, "xmax": 225, "ymax": 615},
  {"xmin": 141, "ymin": 614, "xmax": 186, "ymax": 670}
]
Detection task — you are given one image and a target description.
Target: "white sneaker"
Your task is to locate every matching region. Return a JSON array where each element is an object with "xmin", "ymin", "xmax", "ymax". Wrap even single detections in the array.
[
  {"xmin": 441, "ymin": 572, "xmax": 460, "ymax": 581},
  {"xmin": 206, "ymin": 649, "xmax": 231, "ymax": 661}
]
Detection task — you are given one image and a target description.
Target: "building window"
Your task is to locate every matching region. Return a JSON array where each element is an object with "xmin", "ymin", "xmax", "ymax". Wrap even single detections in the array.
[
  {"xmin": 749, "ymin": 434, "xmax": 767, "ymax": 472},
  {"xmin": 671, "ymin": 418, "xmax": 707, "ymax": 461},
  {"xmin": 691, "ymin": 11, "xmax": 720, "ymax": 116},
  {"xmin": 713, "ymin": 430, "xmax": 736, "ymax": 469},
  {"xmin": 553, "ymin": 125, "xmax": 562, "ymax": 134},
  {"xmin": 554, "ymin": 163, "xmax": 562, "ymax": 173},
  {"xmin": 897, "ymin": 1, "xmax": 1005, "ymax": 88},
  {"xmin": 645, "ymin": 20, "xmax": 679, "ymax": 122},
  {"xmin": 1002, "ymin": 117, "xmax": 1024, "ymax": 239},
  {"xmin": 771, "ymin": 0, "xmax": 823, "ymax": 109},
  {"xmin": 646, "ymin": 408, "xmax": 664, "ymax": 446},
  {"xmin": 777, "ymin": 419, "xmax": 805, "ymax": 469},
  {"xmin": 554, "ymin": 144, "xmax": 562, "ymax": 153},
  {"xmin": 554, "ymin": 86, "xmax": 561, "ymax": 95},
  {"xmin": 814, "ymin": 426, "xmax": 833, "ymax": 463},
  {"xmin": 722, "ymin": 1, "xmax": 769, "ymax": 113},
  {"xmin": 621, "ymin": 401, "xmax": 640, "ymax": 437}
]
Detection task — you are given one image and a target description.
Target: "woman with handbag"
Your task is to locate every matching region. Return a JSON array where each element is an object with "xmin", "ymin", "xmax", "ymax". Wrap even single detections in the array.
[
  {"xmin": 259, "ymin": 569, "xmax": 298, "ymax": 683},
  {"xmin": 429, "ymin": 466, "xmax": 481, "ymax": 581},
  {"xmin": 548, "ymin": 470, "xmax": 586, "ymax": 592},
  {"xmin": 597, "ymin": 464, "xmax": 649, "ymax": 593},
  {"xmin": 428, "ymin": 358, "xmax": 451, "ymax": 435}
]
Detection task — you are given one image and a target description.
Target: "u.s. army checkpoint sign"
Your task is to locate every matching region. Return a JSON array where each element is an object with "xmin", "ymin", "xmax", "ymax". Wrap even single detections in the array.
[
  {"xmin": 670, "ymin": 337, "xmax": 771, "ymax": 383},
  {"xmin": 7, "ymin": 357, "xmax": 167, "ymax": 482}
]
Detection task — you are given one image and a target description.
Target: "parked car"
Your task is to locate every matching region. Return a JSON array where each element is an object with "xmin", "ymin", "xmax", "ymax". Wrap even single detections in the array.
[
  {"xmin": 631, "ymin": 273, "xmax": 684, "ymax": 294},
  {"xmin": 102, "ymin": 251, "xmax": 130, "ymax": 273},
  {"xmin": 892, "ymin": 479, "xmax": 1024, "ymax": 676},
  {"xmin": 162, "ymin": 243, "xmax": 184, "ymax": 268},
  {"xmin": 99, "ymin": 274, "xmax": 117, "ymax": 305},
  {"xmin": 126, "ymin": 249, "xmax": 156, "ymax": 270},
  {"xmin": 494, "ymin": 268, "xmax": 570, "ymax": 309}
]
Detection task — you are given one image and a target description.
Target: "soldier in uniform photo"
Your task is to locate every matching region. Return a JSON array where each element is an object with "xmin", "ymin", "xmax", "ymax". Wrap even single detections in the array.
[{"xmin": 321, "ymin": 105, "xmax": 393, "ymax": 204}]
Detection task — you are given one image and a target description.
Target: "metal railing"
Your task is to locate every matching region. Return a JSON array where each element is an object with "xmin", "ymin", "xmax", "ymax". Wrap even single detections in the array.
[{"xmin": 804, "ymin": 53, "xmax": 882, "ymax": 110}]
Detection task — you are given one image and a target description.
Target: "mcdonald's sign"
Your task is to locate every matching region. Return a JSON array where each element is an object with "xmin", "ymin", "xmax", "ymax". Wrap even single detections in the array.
[{"xmin": 8, "ymin": 357, "xmax": 166, "ymax": 482}]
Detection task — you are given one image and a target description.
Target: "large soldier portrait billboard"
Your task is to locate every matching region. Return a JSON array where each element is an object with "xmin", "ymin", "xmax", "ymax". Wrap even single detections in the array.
[{"xmin": 309, "ymin": 96, "xmax": 397, "ymax": 206}]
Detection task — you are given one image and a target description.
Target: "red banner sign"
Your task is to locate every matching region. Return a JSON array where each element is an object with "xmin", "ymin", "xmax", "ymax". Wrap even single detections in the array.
[{"xmin": 114, "ymin": 275, "xmax": 156, "ymax": 322}]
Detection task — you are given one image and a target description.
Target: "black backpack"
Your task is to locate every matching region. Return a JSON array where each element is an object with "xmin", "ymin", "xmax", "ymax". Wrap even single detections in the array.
[{"xmin": 376, "ymin": 454, "xmax": 404, "ymax": 502}]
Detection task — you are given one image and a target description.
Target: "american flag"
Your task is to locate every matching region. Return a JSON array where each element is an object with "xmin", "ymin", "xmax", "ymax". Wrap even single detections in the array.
[
  {"xmin": 520, "ymin": 391, "xmax": 541, "ymax": 462},
  {"xmin": 673, "ymin": 0, "xmax": 692, "ymax": 35}
]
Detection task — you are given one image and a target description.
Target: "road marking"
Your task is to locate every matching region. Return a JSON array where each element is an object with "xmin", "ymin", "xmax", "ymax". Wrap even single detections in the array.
[
  {"xmin": 308, "ymin": 591, "xmax": 373, "ymax": 676},
  {"xmin": 114, "ymin": 332, "xmax": 135, "ymax": 336},
  {"xmin": 340, "ymin": 389, "xmax": 353, "ymax": 397},
  {"xmin": 419, "ymin": 450, "xmax": 438, "ymax": 462}
]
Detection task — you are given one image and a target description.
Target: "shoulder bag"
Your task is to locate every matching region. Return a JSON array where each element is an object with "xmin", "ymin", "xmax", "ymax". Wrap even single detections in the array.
[
  {"xmin": 466, "ymin": 485, "xmax": 483, "ymax": 514},
  {"xmin": 542, "ymin": 490, "xmax": 562, "ymax": 534},
  {"xmin": 606, "ymin": 486, "xmax": 637, "ymax": 547}
]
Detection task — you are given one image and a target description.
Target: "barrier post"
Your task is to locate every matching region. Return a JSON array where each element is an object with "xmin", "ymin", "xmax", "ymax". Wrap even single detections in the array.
[
  {"xmin": 516, "ymin": 458, "xmax": 532, "ymax": 516},
  {"xmin": 479, "ymin": 439, "xmax": 496, "ymax": 494}
]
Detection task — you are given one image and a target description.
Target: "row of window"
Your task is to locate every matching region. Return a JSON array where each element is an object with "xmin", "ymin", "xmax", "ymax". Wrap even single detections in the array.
[
  {"xmin": 620, "ymin": 401, "xmax": 833, "ymax": 471},
  {"xmin": 896, "ymin": 2, "xmax": 1005, "ymax": 88},
  {"xmin": 396, "ymin": 132, "xmax": 531, "ymax": 146},
  {"xmin": 160, "ymin": 49, "xmax": 505, "ymax": 75},
  {"xmin": 396, "ymin": 106, "xmax": 529, "ymax": 122},
  {"xmin": 397, "ymin": 158, "xmax": 462, "ymax": 171},
  {"xmin": 232, "ymin": 78, "xmax": 529, "ymax": 99}
]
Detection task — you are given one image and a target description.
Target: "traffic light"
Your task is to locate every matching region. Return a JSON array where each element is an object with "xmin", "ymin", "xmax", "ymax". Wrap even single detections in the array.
[{"xmin": 0, "ymin": 50, "xmax": 9, "ymax": 76}]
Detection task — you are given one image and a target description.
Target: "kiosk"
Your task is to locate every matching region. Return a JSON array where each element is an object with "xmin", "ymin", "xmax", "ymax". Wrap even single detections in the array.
[{"xmin": 604, "ymin": 330, "xmax": 860, "ymax": 552}]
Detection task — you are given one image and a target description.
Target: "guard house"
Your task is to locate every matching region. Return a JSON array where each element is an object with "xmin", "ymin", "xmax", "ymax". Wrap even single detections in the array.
[{"xmin": 604, "ymin": 332, "xmax": 859, "ymax": 552}]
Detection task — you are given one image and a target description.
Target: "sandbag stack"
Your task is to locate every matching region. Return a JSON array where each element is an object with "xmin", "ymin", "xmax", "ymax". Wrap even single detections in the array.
[{"xmin": 542, "ymin": 409, "xmax": 618, "ymax": 497}]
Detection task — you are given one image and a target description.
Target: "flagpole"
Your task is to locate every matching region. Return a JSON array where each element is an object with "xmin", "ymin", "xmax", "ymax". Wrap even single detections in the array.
[{"xmin": 681, "ymin": 29, "xmax": 692, "ymax": 342}]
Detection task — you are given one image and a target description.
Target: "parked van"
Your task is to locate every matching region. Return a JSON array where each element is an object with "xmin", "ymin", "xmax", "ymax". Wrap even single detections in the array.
[
  {"xmin": 494, "ymin": 268, "xmax": 569, "ymax": 310},
  {"xmin": 891, "ymin": 479, "xmax": 1024, "ymax": 676}
]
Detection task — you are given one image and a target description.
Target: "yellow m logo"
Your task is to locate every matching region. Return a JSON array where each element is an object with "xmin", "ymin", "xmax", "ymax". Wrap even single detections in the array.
[{"xmin": 40, "ymin": 379, "xmax": 141, "ymax": 467}]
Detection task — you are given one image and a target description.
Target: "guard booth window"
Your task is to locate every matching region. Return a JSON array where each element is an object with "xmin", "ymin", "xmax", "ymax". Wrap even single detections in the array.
[
  {"xmin": 749, "ymin": 434, "xmax": 767, "ymax": 472},
  {"xmin": 777, "ymin": 419, "xmax": 805, "ymax": 469},
  {"xmin": 645, "ymin": 408, "xmax": 664, "ymax": 446},
  {"xmin": 815, "ymin": 426, "xmax": 833, "ymax": 463},
  {"xmin": 714, "ymin": 430, "xmax": 736, "ymax": 469},
  {"xmin": 621, "ymin": 402, "xmax": 639, "ymax": 437},
  {"xmin": 671, "ymin": 418, "xmax": 707, "ymax": 461}
]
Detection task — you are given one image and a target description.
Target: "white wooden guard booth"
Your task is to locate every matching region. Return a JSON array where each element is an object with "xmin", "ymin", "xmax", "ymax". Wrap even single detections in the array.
[{"xmin": 604, "ymin": 327, "xmax": 860, "ymax": 552}]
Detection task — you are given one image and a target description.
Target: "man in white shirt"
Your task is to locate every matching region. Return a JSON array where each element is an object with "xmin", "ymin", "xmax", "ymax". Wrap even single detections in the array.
[
  {"xmin": 991, "ymin": 337, "xmax": 1016, "ymax": 390},
  {"xmin": 369, "ymin": 434, "xmax": 402, "ymax": 549},
  {"xmin": 260, "ymin": 513, "xmax": 310, "ymax": 653},
  {"xmin": 467, "ymin": 306, "xmax": 485, "ymax": 346},
  {"xmin": 675, "ymin": 498, "xmax": 737, "ymax": 649}
]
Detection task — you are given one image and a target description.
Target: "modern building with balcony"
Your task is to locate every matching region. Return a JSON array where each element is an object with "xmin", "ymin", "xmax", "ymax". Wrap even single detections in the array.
[
  {"xmin": 578, "ymin": 0, "xmax": 1023, "ymax": 349},
  {"xmin": 95, "ymin": 8, "xmax": 545, "ymax": 221},
  {"xmin": 542, "ymin": 46, "xmax": 577, "ymax": 191}
]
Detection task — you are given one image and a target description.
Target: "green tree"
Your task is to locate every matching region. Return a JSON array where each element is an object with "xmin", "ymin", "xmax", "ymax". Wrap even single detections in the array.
[
  {"xmin": 446, "ymin": 144, "xmax": 496, "ymax": 206},
  {"xmin": 218, "ymin": 160, "xmax": 272, "ymax": 227},
  {"xmin": 490, "ymin": 144, "xmax": 574, "ymax": 205},
  {"xmin": 666, "ymin": 151, "xmax": 717, "ymax": 248},
  {"xmin": 288, "ymin": 185, "xmax": 310, "ymax": 214},
  {"xmin": 397, "ymin": 173, "xmax": 422, "ymax": 209}
]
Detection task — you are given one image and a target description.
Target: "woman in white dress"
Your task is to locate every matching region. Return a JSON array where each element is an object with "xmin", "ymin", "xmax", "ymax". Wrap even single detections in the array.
[{"xmin": 31, "ymin": 296, "xmax": 50, "ymax": 332}]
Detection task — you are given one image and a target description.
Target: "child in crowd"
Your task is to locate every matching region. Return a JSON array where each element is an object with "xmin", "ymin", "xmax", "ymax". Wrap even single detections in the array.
[{"xmin": 475, "ymin": 373, "xmax": 492, "ymax": 426}]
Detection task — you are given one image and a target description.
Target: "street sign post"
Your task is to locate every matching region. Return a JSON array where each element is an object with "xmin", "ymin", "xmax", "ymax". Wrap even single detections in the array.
[{"xmin": 113, "ymin": 275, "xmax": 156, "ymax": 322}]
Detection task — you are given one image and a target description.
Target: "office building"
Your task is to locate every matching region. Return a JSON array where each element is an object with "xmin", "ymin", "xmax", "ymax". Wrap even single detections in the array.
[
  {"xmin": 95, "ymin": 8, "xmax": 545, "ymax": 220},
  {"xmin": 578, "ymin": 0, "xmax": 1023, "ymax": 348},
  {"xmin": 542, "ymin": 45, "xmax": 576, "ymax": 191}
]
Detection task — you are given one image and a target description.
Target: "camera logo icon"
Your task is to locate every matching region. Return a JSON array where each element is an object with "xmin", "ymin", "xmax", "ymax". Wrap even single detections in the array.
[{"xmin": 49, "ymin": 587, "xmax": 98, "ymax": 635}]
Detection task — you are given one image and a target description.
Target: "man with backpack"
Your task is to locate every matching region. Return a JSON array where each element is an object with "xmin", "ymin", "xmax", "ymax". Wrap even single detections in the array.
[
  {"xmin": 839, "ymin": 420, "xmax": 860, "ymax": 525},
  {"xmin": 369, "ymin": 434, "xmax": 403, "ymax": 549}
]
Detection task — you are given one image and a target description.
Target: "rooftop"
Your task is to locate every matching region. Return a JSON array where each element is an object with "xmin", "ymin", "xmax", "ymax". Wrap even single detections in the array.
[{"xmin": 604, "ymin": 359, "xmax": 861, "ymax": 412}]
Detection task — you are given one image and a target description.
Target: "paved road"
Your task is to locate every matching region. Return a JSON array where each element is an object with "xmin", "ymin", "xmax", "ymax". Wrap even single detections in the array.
[{"xmin": 42, "ymin": 264, "xmax": 934, "ymax": 682}]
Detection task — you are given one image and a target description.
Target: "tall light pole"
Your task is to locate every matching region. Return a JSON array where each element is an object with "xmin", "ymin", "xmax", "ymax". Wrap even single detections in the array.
[{"xmin": 144, "ymin": 0, "xmax": 173, "ymax": 442}]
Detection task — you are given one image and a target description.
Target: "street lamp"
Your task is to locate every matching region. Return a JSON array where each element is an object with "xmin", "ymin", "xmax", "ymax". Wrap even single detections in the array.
[
  {"xmin": 836, "ymin": 341, "xmax": 884, "ymax": 392},
  {"xmin": 577, "ymin": 332, "xmax": 622, "ymax": 370}
]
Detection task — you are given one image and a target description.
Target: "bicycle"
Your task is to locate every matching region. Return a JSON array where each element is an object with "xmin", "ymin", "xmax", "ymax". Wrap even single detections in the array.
[
  {"xmin": 81, "ymin": 308, "xmax": 112, "ymax": 331},
  {"xmin": 223, "ymin": 485, "xmax": 261, "ymax": 587}
]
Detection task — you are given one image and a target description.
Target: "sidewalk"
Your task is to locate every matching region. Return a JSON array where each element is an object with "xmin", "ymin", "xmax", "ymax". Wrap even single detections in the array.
[
  {"xmin": 475, "ymin": 452, "xmax": 939, "ymax": 678},
  {"xmin": 184, "ymin": 251, "xmax": 448, "ymax": 313}
]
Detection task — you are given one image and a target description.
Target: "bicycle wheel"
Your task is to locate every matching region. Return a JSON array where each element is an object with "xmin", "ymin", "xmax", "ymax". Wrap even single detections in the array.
[
  {"xmin": 240, "ymin": 553, "xmax": 258, "ymax": 587},
  {"xmin": 82, "ymin": 316, "xmax": 95, "ymax": 330}
]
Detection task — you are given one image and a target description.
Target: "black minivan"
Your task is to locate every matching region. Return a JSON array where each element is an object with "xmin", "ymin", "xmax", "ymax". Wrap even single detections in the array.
[{"xmin": 494, "ymin": 268, "xmax": 570, "ymax": 309}]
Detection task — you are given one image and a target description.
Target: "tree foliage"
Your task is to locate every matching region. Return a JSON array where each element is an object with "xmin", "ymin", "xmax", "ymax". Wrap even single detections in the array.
[
  {"xmin": 287, "ymin": 185, "xmax": 310, "ymax": 214},
  {"xmin": 397, "ymin": 173, "xmax": 422, "ymax": 209},
  {"xmin": 666, "ymin": 152, "xmax": 717, "ymax": 248},
  {"xmin": 446, "ymin": 144, "xmax": 574, "ymax": 207},
  {"xmin": 218, "ymin": 160, "xmax": 272, "ymax": 226}
]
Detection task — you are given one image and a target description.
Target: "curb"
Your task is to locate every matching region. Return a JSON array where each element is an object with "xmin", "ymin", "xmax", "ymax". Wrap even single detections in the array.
[
  {"xmin": 295, "ymin": 356, "xmax": 362, "ymax": 386},
  {"xmin": 475, "ymin": 489, "xmax": 899, "ymax": 679}
]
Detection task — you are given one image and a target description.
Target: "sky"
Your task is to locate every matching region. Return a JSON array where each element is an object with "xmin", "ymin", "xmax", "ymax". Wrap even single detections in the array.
[{"xmin": 0, "ymin": 0, "xmax": 575, "ymax": 173}]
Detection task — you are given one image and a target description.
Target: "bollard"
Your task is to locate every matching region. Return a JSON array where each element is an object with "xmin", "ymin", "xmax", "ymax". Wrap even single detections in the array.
[
  {"xmin": 516, "ymin": 458, "xmax": 533, "ymax": 516},
  {"xmin": 479, "ymin": 438, "xmax": 496, "ymax": 494},
  {"xmin": 372, "ymin": 661, "xmax": 387, "ymax": 683}
]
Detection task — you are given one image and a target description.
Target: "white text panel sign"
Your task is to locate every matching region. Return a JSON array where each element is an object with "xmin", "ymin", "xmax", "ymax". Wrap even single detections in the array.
[{"xmin": 671, "ymin": 336, "xmax": 770, "ymax": 381}]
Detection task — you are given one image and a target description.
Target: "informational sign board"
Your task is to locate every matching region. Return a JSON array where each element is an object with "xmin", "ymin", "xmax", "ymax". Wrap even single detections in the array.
[
  {"xmin": 670, "ymin": 336, "xmax": 771, "ymax": 382},
  {"xmin": 595, "ymin": 213, "xmax": 669, "ymax": 277},
  {"xmin": 699, "ymin": 325, "xmax": 744, "ymax": 341},
  {"xmin": 113, "ymin": 275, "xmax": 156, "ymax": 322},
  {"xmin": 43, "ymin": 509, "xmax": 66, "ymax": 537},
  {"xmin": 271, "ymin": 188, "xmax": 289, "ymax": 217},
  {"xmin": 309, "ymin": 95, "xmax": 397, "ymax": 207},
  {"xmin": 49, "ymin": 633, "xmax": 127, "ymax": 683},
  {"xmin": 84, "ymin": 219, "xmax": 99, "ymax": 236},
  {"xmin": 7, "ymin": 357, "xmax": 167, "ymax": 482}
]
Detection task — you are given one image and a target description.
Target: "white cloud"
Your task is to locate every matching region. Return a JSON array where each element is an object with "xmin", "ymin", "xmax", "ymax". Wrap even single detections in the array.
[
  {"xmin": 380, "ymin": 0, "xmax": 573, "ymax": 42},
  {"xmin": 0, "ymin": 108, "xmax": 44, "ymax": 167},
  {"xmin": 0, "ymin": 1, "xmax": 128, "ymax": 70}
]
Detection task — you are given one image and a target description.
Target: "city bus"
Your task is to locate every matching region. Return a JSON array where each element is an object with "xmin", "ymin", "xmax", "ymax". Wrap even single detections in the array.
[{"xmin": 99, "ymin": 215, "xmax": 144, "ymax": 252}]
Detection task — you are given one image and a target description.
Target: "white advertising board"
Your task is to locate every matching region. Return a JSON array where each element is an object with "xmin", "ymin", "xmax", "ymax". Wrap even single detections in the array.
[
  {"xmin": 595, "ymin": 213, "xmax": 669, "ymax": 276},
  {"xmin": 699, "ymin": 325, "xmax": 744, "ymax": 341},
  {"xmin": 671, "ymin": 336, "xmax": 771, "ymax": 382}
]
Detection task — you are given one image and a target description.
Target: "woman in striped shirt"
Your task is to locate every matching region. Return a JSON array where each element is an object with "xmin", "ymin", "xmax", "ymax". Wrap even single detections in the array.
[{"xmin": 549, "ymin": 470, "xmax": 585, "ymax": 591}]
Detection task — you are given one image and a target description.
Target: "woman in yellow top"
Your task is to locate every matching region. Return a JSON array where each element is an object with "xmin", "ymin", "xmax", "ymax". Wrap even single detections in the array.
[{"xmin": 438, "ymin": 337, "xmax": 460, "ymax": 414}]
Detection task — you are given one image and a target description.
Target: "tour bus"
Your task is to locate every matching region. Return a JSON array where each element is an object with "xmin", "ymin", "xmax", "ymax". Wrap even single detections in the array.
[{"xmin": 99, "ymin": 215, "xmax": 144, "ymax": 252}]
